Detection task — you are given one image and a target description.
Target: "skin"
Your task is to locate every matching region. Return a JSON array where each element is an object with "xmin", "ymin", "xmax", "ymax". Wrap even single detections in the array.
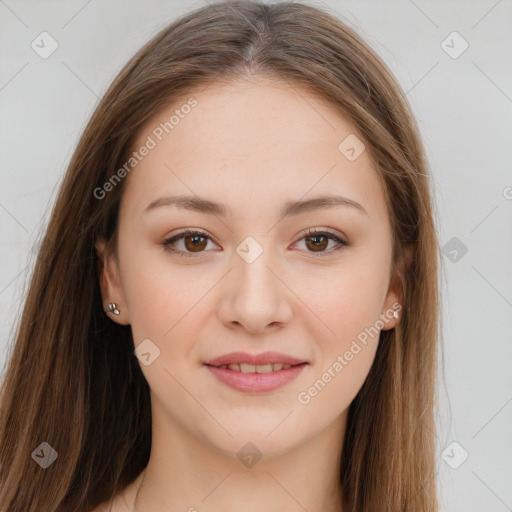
[{"xmin": 95, "ymin": 75, "xmax": 410, "ymax": 512}]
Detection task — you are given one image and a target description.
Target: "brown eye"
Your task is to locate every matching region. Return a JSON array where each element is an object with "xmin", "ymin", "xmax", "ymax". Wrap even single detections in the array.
[
  {"xmin": 184, "ymin": 234, "xmax": 208, "ymax": 252},
  {"xmin": 305, "ymin": 234, "xmax": 329, "ymax": 252},
  {"xmin": 295, "ymin": 229, "xmax": 348, "ymax": 257},
  {"xmin": 162, "ymin": 230, "xmax": 217, "ymax": 257}
]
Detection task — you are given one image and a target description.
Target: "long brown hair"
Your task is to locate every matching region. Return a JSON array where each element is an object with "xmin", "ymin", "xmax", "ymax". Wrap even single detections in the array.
[{"xmin": 0, "ymin": 1, "xmax": 443, "ymax": 510}]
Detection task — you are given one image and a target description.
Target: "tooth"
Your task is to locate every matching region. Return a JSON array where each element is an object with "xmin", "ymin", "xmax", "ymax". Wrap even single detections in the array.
[
  {"xmin": 240, "ymin": 363, "xmax": 256, "ymax": 373},
  {"xmin": 282, "ymin": 364, "xmax": 291, "ymax": 369},
  {"xmin": 227, "ymin": 363, "xmax": 240, "ymax": 371},
  {"xmin": 272, "ymin": 363, "xmax": 284, "ymax": 371},
  {"xmin": 256, "ymin": 364, "xmax": 274, "ymax": 374}
]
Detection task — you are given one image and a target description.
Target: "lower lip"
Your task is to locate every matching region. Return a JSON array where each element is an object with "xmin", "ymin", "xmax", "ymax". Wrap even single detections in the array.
[{"xmin": 205, "ymin": 363, "xmax": 308, "ymax": 393}]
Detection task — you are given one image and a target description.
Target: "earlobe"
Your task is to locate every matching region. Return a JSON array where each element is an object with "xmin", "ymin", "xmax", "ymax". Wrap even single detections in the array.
[
  {"xmin": 381, "ymin": 285, "xmax": 402, "ymax": 331},
  {"xmin": 95, "ymin": 236, "xmax": 130, "ymax": 325},
  {"xmin": 382, "ymin": 243, "xmax": 415, "ymax": 331}
]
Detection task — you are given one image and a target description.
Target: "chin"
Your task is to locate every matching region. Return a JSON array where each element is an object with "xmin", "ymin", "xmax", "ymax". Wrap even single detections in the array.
[{"xmin": 201, "ymin": 419, "xmax": 306, "ymax": 460}]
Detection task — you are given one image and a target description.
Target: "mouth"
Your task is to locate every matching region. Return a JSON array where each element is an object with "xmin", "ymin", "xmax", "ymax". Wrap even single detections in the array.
[
  {"xmin": 206, "ymin": 362, "xmax": 302, "ymax": 373},
  {"xmin": 203, "ymin": 350, "xmax": 308, "ymax": 368},
  {"xmin": 203, "ymin": 352, "xmax": 309, "ymax": 393}
]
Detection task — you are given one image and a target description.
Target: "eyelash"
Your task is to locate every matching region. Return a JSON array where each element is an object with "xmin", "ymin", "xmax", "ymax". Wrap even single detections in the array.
[{"xmin": 161, "ymin": 228, "xmax": 349, "ymax": 258}]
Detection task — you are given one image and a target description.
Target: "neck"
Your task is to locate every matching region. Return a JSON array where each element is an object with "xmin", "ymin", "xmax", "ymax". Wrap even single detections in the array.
[{"xmin": 132, "ymin": 402, "xmax": 346, "ymax": 512}]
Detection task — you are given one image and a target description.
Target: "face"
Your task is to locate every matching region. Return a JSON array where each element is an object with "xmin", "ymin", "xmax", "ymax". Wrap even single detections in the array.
[{"xmin": 97, "ymin": 76, "xmax": 404, "ymax": 460}]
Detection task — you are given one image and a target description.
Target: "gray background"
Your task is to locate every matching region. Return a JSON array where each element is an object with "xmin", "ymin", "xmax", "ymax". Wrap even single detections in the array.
[{"xmin": 1, "ymin": 1, "xmax": 511, "ymax": 510}]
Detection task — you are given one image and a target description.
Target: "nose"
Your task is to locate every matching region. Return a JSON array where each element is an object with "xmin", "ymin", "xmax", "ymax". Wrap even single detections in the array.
[{"xmin": 216, "ymin": 245, "xmax": 293, "ymax": 335}]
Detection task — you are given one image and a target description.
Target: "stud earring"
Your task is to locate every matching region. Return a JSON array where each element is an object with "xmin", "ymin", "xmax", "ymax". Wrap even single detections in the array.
[
  {"xmin": 393, "ymin": 310, "xmax": 399, "ymax": 319},
  {"xmin": 105, "ymin": 303, "xmax": 120, "ymax": 315}
]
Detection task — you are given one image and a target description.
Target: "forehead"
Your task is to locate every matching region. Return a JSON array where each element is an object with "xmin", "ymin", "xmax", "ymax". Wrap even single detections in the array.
[{"xmin": 121, "ymin": 78, "xmax": 389, "ymax": 225}]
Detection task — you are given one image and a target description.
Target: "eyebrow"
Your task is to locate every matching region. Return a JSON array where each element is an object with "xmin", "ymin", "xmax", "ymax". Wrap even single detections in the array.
[{"xmin": 143, "ymin": 193, "xmax": 369, "ymax": 218}]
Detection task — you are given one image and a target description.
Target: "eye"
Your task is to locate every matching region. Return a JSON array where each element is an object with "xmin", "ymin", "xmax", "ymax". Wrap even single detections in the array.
[
  {"xmin": 161, "ymin": 228, "xmax": 349, "ymax": 258},
  {"xmin": 294, "ymin": 228, "xmax": 349, "ymax": 256},
  {"xmin": 161, "ymin": 229, "xmax": 218, "ymax": 257}
]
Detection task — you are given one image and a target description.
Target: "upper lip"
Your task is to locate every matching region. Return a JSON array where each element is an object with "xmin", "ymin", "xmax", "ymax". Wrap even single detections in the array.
[{"xmin": 204, "ymin": 351, "xmax": 308, "ymax": 367}]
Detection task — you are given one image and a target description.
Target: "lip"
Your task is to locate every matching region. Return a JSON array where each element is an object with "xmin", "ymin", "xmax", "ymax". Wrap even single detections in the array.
[
  {"xmin": 206, "ymin": 363, "xmax": 308, "ymax": 393},
  {"xmin": 204, "ymin": 351, "xmax": 307, "ymax": 367},
  {"xmin": 203, "ymin": 351, "xmax": 309, "ymax": 393}
]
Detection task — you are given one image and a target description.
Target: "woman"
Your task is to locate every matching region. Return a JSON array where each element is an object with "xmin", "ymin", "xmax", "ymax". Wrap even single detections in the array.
[{"xmin": 0, "ymin": 1, "xmax": 443, "ymax": 511}]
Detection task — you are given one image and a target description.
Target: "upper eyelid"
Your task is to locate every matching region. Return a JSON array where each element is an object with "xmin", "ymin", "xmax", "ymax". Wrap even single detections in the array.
[{"xmin": 166, "ymin": 229, "xmax": 218, "ymax": 245}]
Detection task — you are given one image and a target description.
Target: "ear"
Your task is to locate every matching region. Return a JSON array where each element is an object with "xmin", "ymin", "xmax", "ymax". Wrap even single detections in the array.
[
  {"xmin": 95, "ymin": 236, "xmax": 130, "ymax": 325},
  {"xmin": 381, "ymin": 244, "xmax": 414, "ymax": 331}
]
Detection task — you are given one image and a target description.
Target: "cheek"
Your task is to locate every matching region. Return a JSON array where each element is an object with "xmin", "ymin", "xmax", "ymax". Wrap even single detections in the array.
[
  {"xmin": 119, "ymin": 243, "xmax": 220, "ymax": 371},
  {"xmin": 297, "ymin": 261, "xmax": 387, "ymax": 399},
  {"xmin": 295, "ymin": 259, "xmax": 389, "ymax": 342},
  {"xmin": 297, "ymin": 269, "xmax": 385, "ymax": 415},
  {"xmin": 295, "ymin": 338, "xmax": 378, "ymax": 431},
  {"xmin": 117, "ymin": 241, "xmax": 183, "ymax": 344}
]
